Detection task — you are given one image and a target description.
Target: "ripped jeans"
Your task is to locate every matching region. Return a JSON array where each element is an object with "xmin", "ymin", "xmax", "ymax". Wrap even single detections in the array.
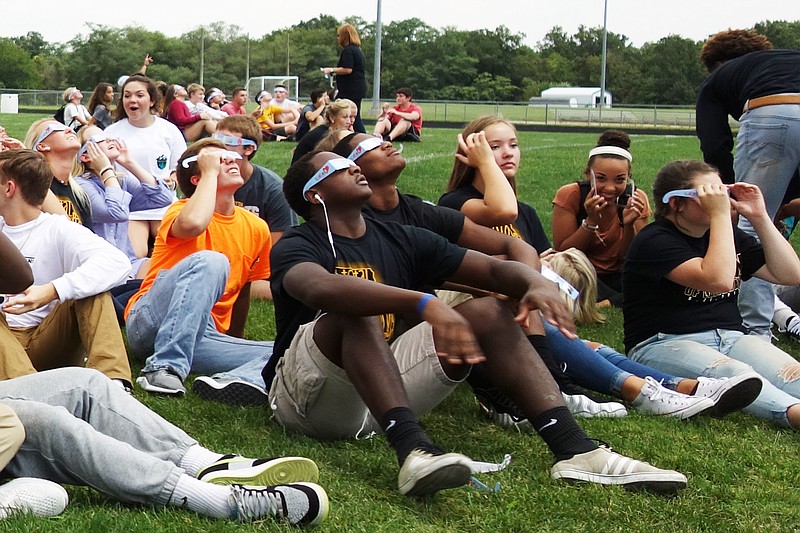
[{"xmin": 629, "ymin": 329, "xmax": 800, "ymax": 427}]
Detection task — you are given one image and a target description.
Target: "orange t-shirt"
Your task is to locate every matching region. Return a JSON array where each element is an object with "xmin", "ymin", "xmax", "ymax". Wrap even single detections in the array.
[
  {"xmin": 124, "ymin": 200, "xmax": 271, "ymax": 332},
  {"xmin": 552, "ymin": 182, "xmax": 650, "ymax": 274}
]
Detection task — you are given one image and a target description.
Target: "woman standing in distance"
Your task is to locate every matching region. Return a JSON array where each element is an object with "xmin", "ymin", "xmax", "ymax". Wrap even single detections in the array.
[
  {"xmin": 322, "ymin": 24, "xmax": 367, "ymax": 134},
  {"xmin": 105, "ymin": 75, "xmax": 186, "ymax": 258}
]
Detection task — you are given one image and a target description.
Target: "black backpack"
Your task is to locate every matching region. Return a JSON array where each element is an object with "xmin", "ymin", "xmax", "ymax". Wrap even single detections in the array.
[{"xmin": 53, "ymin": 104, "xmax": 66, "ymax": 124}]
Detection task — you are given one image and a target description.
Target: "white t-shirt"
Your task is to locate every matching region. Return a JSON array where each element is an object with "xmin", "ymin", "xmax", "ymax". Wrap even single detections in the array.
[
  {"xmin": 63, "ymin": 103, "xmax": 89, "ymax": 130},
  {"xmin": 105, "ymin": 116, "xmax": 185, "ymax": 220},
  {"xmin": 0, "ymin": 213, "xmax": 130, "ymax": 328}
]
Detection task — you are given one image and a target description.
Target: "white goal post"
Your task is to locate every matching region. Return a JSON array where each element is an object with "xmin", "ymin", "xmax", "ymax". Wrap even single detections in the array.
[{"xmin": 246, "ymin": 76, "xmax": 300, "ymax": 101}]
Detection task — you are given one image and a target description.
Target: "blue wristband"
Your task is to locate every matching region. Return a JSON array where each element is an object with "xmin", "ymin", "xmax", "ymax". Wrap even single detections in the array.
[{"xmin": 417, "ymin": 293, "xmax": 435, "ymax": 316}]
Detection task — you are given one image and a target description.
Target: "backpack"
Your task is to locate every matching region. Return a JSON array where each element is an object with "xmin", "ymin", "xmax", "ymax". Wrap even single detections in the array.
[
  {"xmin": 53, "ymin": 104, "xmax": 67, "ymax": 124},
  {"xmin": 575, "ymin": 180, "xmax": 634, "ymax": 225}
]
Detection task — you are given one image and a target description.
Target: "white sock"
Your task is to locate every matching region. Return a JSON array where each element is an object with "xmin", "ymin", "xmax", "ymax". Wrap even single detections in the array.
[
  {"xmin": 773, "ymin": 295, "xmax": 799, "ymax": 331},
  {"xmin": 170, "ymin": 474, "xmax": 232, "ymax": 519},
  {"xmin": 179, "ymin": 445, "xmax": 225, "ymax": 477}
]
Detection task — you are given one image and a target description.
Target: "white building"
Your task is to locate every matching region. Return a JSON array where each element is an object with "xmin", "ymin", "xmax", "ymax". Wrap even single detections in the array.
[{"xmin": 537, "ymin": 87, "xmax": 612, "ymax": 108}]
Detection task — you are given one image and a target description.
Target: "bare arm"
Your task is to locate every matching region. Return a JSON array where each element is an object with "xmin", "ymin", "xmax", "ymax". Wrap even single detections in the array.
[
  {"xmin": 170, "ymin": 152, "xmax": 219, "ymax": 239},
  {"xmin": 457, "ymin": 217, "xmax": 540, "ymax": 270},
  {"xmin": 455, "ymin": 132, "xmax": 517, "ymax": 226}
]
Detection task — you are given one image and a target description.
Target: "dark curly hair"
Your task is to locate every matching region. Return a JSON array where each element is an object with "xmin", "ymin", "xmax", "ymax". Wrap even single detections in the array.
[
  {"xmin": 700, "ymin": 29, "xmax": 772, "ymax": 72},
  {"xmin": 585, "ymin": 129, "xmax": 632, "ymax": 175},
  {"xmin": 283, "ymin": 152, "xmax": 320, "ymax": 220}
]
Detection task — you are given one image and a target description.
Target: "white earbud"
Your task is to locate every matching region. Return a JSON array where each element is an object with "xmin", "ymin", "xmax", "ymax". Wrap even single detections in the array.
[{"xmin": 314, "ymin": 193, "xmax": 323, "ymax": 203}]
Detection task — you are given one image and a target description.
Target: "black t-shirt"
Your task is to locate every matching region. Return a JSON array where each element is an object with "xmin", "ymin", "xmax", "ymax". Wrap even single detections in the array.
[
  {"xmin": 234, "ymin": 164, "xmax": 297, "ymax": 233},
  {"xmin": 291, "ymin": 125, "xmax": 329, "ymax": 165},
  {"xmin": 50, "ymin": 180, "xmax": 92, "ymax": 229},
  {"xmin": 362, "ymin": 192, "xmax": 465, "ymax": 244},
  {"xmin": 696, "ymin": 49, "xmax": 800, "ymax": 183},
  {"xmin": 438, "ymin": 184, "xmax": 551, "ymax": 253},
  {"xmin": 622, "ymin": 218, "xmax": 765, "ymax": 352},
  {"xmin": 336, "ymin": 45, "xmax": 367, "ymax": 99},
  {"xmin": 294, "ymin": 104, "xmax": 316, "ymax": 141},
  {"xmin": 263, "ymin": 218, "xmax": 467, "ymax": 387}
]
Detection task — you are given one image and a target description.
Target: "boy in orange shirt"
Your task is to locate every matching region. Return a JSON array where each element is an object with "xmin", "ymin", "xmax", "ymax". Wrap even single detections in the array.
[{"xmin": 125, "ymin": 138, "xmax": 273, "ymax": 397}]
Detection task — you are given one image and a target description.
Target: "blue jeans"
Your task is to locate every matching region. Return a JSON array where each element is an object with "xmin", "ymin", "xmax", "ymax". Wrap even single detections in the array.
[
  {"xmin": 125, "ymin": 251, "xmax": 272, "ymax": 387},
  {"xmin": 735, "ymin": 104, "xmax": 800, "ymax": 336},
  {"xmin": 543, "ymin": 322, "xmax": 681, "ymax": 397},
  {"xmin": 628, "ymin": 329, "xmax": 800, "ymax": 427},
  {"xmin": 0, "ymin": 368, "xmax": 194, "ymax": 507}
]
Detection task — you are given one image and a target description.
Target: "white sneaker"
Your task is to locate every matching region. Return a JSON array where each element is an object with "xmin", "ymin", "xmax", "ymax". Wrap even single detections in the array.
[
  {"xmin": 632, "ymin": 376, "xmax": 714, "ymax": 419},
  {"xmin": 692, "ymin": 372, "xmax": 763, "ymax": 418},
  {"xmin": 397, "ymin": 449, "xmax": 472, "ymax": 497},
  {"xmin": 551, "ymin": 445, "xmax": 687, "ymax": 495},
  {"xmin": 0, "ymin": 478, "xmax": 68, "ymax": 519},
  {"xmin": 562, "ymin": 393, "xmax": 627, "ymax": 418}
]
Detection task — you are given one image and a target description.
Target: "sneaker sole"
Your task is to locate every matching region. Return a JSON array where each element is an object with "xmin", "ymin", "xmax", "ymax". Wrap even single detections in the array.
[
  {"xmin": 551, "ymin": 468, "xmax": 687, "ymax": 495},
  {"xmin": 135, "ymin": 376, "xmax": 185, "ymax": 396},
  {"xmin": 703, "ymin": 375, "xmax": 763, "ymax": 419},
  {"xmin": 192, "ymin": 376, "xmax": 268, "ymax": 406},
  {"xmin": 201, "ymin": 457, "xmax": 320, "ymax": 486}
]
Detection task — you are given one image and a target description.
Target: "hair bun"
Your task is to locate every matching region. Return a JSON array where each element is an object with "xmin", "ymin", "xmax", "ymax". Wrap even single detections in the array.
[{"xmin": 596, "ymin": 129, "xmax": 630, "ymax": 150}]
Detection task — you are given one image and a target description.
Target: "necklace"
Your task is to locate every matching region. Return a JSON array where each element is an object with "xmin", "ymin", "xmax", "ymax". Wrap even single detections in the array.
[{"xmin": 12, "ymin": 216, "xmax": 44, "ymax": 255}]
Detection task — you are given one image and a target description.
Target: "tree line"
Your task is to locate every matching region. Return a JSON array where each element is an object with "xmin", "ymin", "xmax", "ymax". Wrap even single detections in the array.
[{"xmin": 1, "ymin": 16, "xmax": 798, "ymax": 105}]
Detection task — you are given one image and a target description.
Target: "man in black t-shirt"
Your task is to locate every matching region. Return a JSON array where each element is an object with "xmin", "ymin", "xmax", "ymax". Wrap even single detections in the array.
[{"xmin": 261, "ymin": 151, "xmax": 689, "ymax": 499}]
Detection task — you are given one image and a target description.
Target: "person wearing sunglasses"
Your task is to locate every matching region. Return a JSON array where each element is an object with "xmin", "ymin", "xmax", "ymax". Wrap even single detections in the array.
[
  {"xmin": 124, "ymin": 139, "xmax": 274, "ymax": 398},
  {"xmin": 624, "ymin": 160, "xmax": 800, "ymax": 430},
  {"xmin": 552, "ymin": 130, "xmax": 650, "ymax": 307}
]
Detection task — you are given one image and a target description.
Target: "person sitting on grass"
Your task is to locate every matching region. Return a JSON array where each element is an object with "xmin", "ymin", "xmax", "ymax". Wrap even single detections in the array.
[
  {"xmin": 0, "ymin": 149, "xmax": 133, "ymax": 390},
  {"xmin": 124, "ymin": 139, "xmax": 274, "ymax": 397},
  {"xmin": 262, "ymin": 150, "xmax": 689, "ymax": 498},
  {"xmin": 295, "ymin": 89, "xmax": 329, "ymax": 142},
  {"xmin": 163, "ymin": 84, "xmax": 218, "ymax": 142},
  {"xmin": 0, "ymin": 239, "xmax": 325, "ymax": 524},
  {"xmin": 624, "ymin": 160, "xmax": 800, "ymax": 429},
  {"xmin": 372, "ymin": 87, "xmax": 422, "ymax": 142}
]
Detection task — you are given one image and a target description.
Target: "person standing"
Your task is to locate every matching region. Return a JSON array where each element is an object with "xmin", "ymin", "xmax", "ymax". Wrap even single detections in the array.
[
  {"xmin": 322, "ymin": 24, "xmax": 367, "ymax": 134},
  {"xmin": 695, "ymin": 29, "xmax": 800, "ymax": 340}
]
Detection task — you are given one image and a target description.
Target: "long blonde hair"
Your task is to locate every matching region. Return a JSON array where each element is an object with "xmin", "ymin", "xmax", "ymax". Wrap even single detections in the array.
[
  {"xmin": 543, "ymin": 248, "xmax": 606, "ymax": 324},
  {"xmin": 24, "ymin": 118, "xmax": 91, "ymax": 211}
]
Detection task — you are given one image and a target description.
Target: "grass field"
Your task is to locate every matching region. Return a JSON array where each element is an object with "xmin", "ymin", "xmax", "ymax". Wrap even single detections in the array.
[{"xmin": 0, "ymin": 113, "xmax": 799, "ymax": 532}]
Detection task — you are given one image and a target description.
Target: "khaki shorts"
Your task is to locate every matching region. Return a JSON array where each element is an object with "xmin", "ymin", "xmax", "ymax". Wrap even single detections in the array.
[{"xmin": 269, "ymin": 316, "xmax": 464, "ymax": 440}]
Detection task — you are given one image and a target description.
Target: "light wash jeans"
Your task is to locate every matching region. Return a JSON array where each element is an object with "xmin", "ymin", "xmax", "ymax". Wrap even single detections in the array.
[
  {"xmin": 0, "ymin": 368, "xmax": 194, "ymax": 506},
  {"xmin": 735, "ymin": 104, "xmax": 800, "ymax": 337},
  {"xmin": 544, "ymin": 322, "xmax": 681, "ymax": 397},
  {"xmin": 126, "ymin": 251, "xmax": 272, "ymax": 387},
  {"xmin": 629, "ymin": 328, "xmax": 800, "ymax": 427}
]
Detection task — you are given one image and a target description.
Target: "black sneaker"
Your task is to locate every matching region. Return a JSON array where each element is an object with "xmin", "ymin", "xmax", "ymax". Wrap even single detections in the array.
[{"xmin": 192, "ymin": 376, "xmax": 268, "ymax": 406}]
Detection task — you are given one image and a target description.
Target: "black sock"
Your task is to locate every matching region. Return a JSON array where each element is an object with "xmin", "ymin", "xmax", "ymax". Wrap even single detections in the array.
[
  {"xmin": 381, "ymin": 406, "xmax": 441, "ymax": 465},
  {"xmin": 530, "ymin": 334, "xmax": 604, "ymax": 402},
  {"xmin": 531, "ymin": 406, "xmax": 597, "ymax": 462}
]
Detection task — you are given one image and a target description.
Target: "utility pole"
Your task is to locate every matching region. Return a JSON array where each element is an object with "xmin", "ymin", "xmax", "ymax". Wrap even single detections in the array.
[{"xmin": 371, "ymin": 0, "xmax": 383, "ymax": 113}]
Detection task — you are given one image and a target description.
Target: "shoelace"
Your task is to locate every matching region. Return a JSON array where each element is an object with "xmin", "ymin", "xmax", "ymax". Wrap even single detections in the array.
[
  {"xmin": 643, "ymin": 377, "xmax": 681, "ymax": 404},
  {"xmin": 231, "ymin": 485, "xmax": 283, "ymax": 521}
]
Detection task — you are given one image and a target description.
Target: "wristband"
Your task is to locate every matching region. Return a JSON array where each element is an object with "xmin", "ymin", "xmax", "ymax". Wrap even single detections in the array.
[
  {"xmin": 581, "ymin": 219, "xmax": 599, "ymax": 232},
  {"xmin": 99, "ymin": 166, "xmax": 114, "ymax": 176},
  {"xmin": 417, "ymin": 293, "xmax": 435, "ymax": 316}
]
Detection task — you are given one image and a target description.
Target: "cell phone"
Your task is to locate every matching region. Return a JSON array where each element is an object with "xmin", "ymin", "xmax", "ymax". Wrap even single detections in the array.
[
  {"xmin": 589, "ymin": 169, "xmax": 597, "ymax": 195},
  {"xmin": 615, "ymin": 179, "xmax": 636, "ymax": 208}
]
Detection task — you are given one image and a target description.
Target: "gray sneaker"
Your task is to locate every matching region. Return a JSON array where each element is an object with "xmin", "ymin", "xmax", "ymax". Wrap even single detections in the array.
[
  {"xmin": 397, "ymin": 449, "xmax": 472, "ymax": 497},
  {"xmin": 229, "ymin": 483, "xmax": 329, "ymax": 525},
  {"xmin": 551, "ymin": 445, "xmax": 687, "ymax": 495},
  {"xmin": 136, "ymin": 369, "xmax": 186, "ymax": 396}
]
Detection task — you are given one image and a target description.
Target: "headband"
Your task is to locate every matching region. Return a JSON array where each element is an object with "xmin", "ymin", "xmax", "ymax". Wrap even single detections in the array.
[
  {"xmin": 255, "ymin": 90, "xmax": 270, "ymax": 103},
  {"xmin": 67, "ymin": 88, "xmax": 80, "ymax": 101},
  {"xmin": 347, "ymin": 137, "xmax": 383, "ymax": 161},
  {"xmin": 78, "ymin": 133, "xmax": 109, "ymax": 158},
  {"xmin": 205, "ymin": 89, "xmax": 222, "ymax": 102},
  {"xmin": 212, "ymin": 133, "xmax": 257, "ymax": 148},
  {"xmin": 173, "ymin": 85, "xmax": 184, "ymax": 96},
  {"xmin": 302, "ymin": 158, "xmax": 356, "ymax": 200},
  {"xmin": 180, "ymin": 149, "xmax": 242, "ymax": 168},
  {"xmin": 588, "ymin": 145, "xmax": 633, "ymax": 162}
]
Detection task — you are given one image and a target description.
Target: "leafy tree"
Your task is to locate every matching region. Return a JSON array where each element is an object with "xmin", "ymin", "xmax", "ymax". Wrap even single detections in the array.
[
  {"xmin": 0, "ymin": 38, "xmax": 41, "ymax": 88},
  {"xmin": 754, "ymin": 20, "xmax": 800, "ymax": 49}
]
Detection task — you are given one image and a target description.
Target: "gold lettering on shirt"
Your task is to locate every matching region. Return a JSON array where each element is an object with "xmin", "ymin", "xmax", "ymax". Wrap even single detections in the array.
[
  {"xmin": 58, "ymin": 197, "xmax": 83, "ymax": 225},
  {"xmin": 335, "ymin": 263, "xmax": 395, "ymax": 339},
  {"xmin": 493, "ymin": 223, "xmax": 523, "ymax": 240}
]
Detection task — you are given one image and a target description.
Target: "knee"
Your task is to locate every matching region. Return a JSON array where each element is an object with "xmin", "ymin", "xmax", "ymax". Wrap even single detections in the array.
[
  {"xmin": 705, "ymin": 355, "xmax": 756, "ymax": 379},
  {"xmin": 454, "ymin": 297, "xmax": 511, "ymax": 335},
  {"xmin": 777, "ymin": 362, "xmax": 800, "ymax": 384},
  {"xmin": 189, "ymin": 251, "xmax": 230, "ymax": 279}
]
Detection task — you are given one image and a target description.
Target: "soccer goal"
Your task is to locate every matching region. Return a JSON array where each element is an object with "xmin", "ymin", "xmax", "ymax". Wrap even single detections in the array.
[{"xmin": 246, "ymin": 76, "xmax": 300, "ymax": 100}]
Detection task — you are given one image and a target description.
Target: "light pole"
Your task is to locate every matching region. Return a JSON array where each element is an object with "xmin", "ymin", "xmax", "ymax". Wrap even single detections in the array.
[
  {"xmin": 371, "ymin": 0, "xmax": 383, "ymax": 114},
  {"xmin": 599, "ymin": 0, "xmax": 608, "ymax": 112}
]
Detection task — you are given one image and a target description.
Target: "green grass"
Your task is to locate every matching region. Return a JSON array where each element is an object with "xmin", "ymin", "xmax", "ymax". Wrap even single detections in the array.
[{"xmin": 1, "ymin": 113, "xmax": 800, "ymax": 532}]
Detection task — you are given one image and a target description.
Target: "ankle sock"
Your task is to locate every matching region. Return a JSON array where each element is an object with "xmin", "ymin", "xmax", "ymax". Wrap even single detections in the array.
[
  {"xmin": 381, "ymin": 406, "xmax": 440, "ymax": 465},
  {"xmin": 170, "ymin": 473, "xmax": 231, "ymax": 519},
  {"xmin": 531, "ymin": 406, "xmax": 597, "ymax": 462},
  {"xmin": 179, "ymin": 445, "xmax": 225, "ymax": 477}
]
